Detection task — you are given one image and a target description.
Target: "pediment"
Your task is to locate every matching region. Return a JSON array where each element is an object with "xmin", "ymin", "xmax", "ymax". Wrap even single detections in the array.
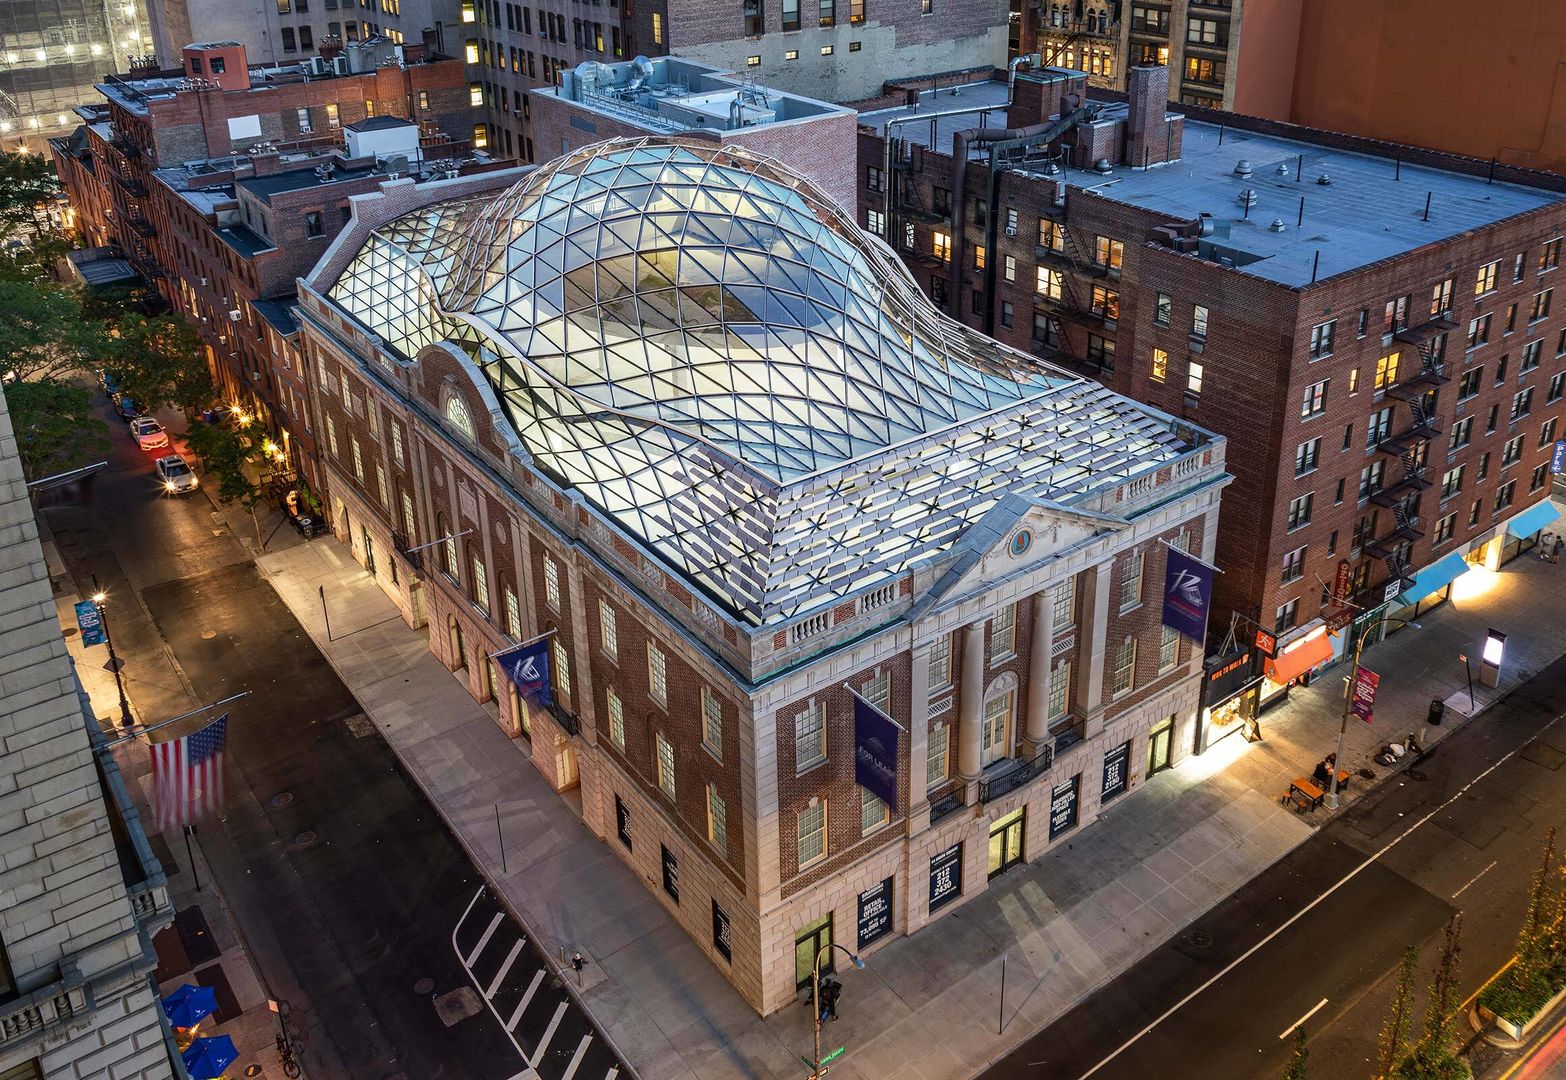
[{"xmin": 926, "ymin": 495, "xmax": 1129, "ymax": 605}]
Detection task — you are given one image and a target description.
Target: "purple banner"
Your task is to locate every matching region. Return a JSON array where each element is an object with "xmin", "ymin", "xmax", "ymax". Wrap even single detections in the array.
[
  {"xmin": 1161, "ymin": 546, "xmax": 1215, "ymax": 640},
  {"xmin": 1351, "ymin": 668, "xmax": 1379, "ymax": 724},
  {"xmin": 854, "ymin": 694, "xmax": 899, "ymax": 811}
]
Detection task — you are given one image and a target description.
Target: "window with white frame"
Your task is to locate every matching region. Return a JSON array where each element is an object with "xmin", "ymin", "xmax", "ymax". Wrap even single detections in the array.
[
  {"xmin": 392, "ymin": 422, "xmax": 404, "ymax": 466},
  {"xmin": 1049, "ymin": 661, "xmax": 1071, "ymax": 719},
  {"xmin": 860, "ymin": 787, "xmax": 889, "ymax": 835},
  {"xmin": 926, "ymin": 725, "xmax": 948, "ymax": 786},
  {"xmin": 340, "ymin": 371, "xmax": 351, "ymax": 399},
  {"xmin": 543, "ymin": 556, "xmax": 561, "ymax": 609},
  {"xmin": 551, "ymin": 638, "xmax": 570, "ymax": 698},
  {"xmin": 1119, "ymin": 550, "xmax": 1144, "ymax": 611},
  {"xmin": 606, "ymin": 686, "xmax": 624, "ymax": 748},
  {"xmin": 351, "ymin": 439, "xmax": 364, "ymax": 483},
  {"xmin": 794, "ymin": 702, "xmax": 826, "ymax": 771},
  {"xmin": 647, "ymin": 641, "xmax": 667, "ymax": 704},
  {"xmin": 1281, "ymin": 546, "xmax": 1307, "ymax": 584},
  {"xmin": 401, "ymin": 493, "xmax": 417, "ymax": 541},
  {"xmin": 707, "ymin": 783, "xmax": 727, "ymax": 852},
  {"xmin": 701, "ymin": 687, "xmax": 723, "ymax": 758},
  {"xmin": 1112, "ymin": 637, "xmax": 1136, "ymax": 697},
  {"xmin": 598, "ymin": 600, "xmax": 618, "ymax": 660},
  {"xmin": 797, "ymin": 802, "xmax": 826, "ymax": 868},
  {"xmin": 367, "ymin": 403, "xmax": 379, "ymax": 440},
  {"xmin": 928, "ymin": 634, "xmax": 952, "ymax": 689},
  {"xmin": 327, "ymin": 416, "xmax": 339, "ymax": 457},
  {"xmin": 1159, "ymin": 624, "xmax": 1179, "ymax": 672},
  {"xmin": 443, "ymin": 532, "xmax": 458, "ymax": 580},
  {"xmin": 1052, "ymin": 578, "xmax": 1076, "ymax": 626},
  {"xmin": 861, "ymin": 670, "xmax": 890, "ymax": 709},
  {"xmin": 376, "ymin": 464, "xmax": 389, "ymax": 507},
  {"xmin": 990, "ymin": 604, "xmax": 1017, "ymax": 662},
  {"xmin": 471, "ymin": 553, "xmax": 489, "ymax": 611},
  {"xmin": 655, "ymin": 732, "xmax": 675, "ymax": 799},
  {"xmin": 505, "ymin": 586, "xmax": 521, "ymax": 638}
]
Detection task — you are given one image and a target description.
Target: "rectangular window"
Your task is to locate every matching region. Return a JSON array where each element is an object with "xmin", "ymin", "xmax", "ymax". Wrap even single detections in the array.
[
  {"xmin": 598, "ymin": 600, "xmax": 617, "ymax": 660},
  {"xmin": 401, "ymin": 492, "xmax": 416, "ymax": 541},
  {"xmin": 1359, "ymin": 460, "xmax": 1385, "ymax": 499},
  {"xmin": 860, "ymin": 787, "xmax": 889, "ymax": 835},
  {"xmin": 1458, "ymin": 366, "xmax": 1484, "ymax": 399},
  {"xmin": 1187, "ymin": 361, "xmax": 1204, "ymax": 396},
  {"xmin": 647, "ymin": 641, "xmax": 667, "ymax": 704},
  {"xmin": 1111, "ymin": 637, "xmax": 1136, "ymax": 697},
  {"xmin": 1476, "ymin": 260, "xmax": 1499, "ymax": 295},
  {"xmin": 1287, "ymin": 492, "xmax": 1313, "ymax": 530},
  {"xmin": 797, "ymin": 802, "xmax": 826, "ymax": 868},
  {"xmin": 1441, "ymin": 465, "xmax": 1464, "ymax": 499},
  {"xmin": 818, "ymin": 0, "xmax": 834, "ymax": 24},
  {"xmin": 1051, "ymin": 578, "xmax": 1075, "ymax": 626},
  {"xmin": 865, "ymin": 207, "xmax": 884, "ymax": 234},
  {"xmin": 505, "ymin": 586, "xmax": 521, "ymax": 639},
  {"xmin": 1281, "ymin": 546, "xmax": 1307, "ymax": 584},
  {"xmin": 1523, "ymin": 340, "xmax": 1543, "ymax": 372},
  {"xmin": 281, "ymin": 26, "xmax": 297, "ymax": 50},
  {"xmin": 544, "ymin": 556, "xmax": 561, "ymax": 609},
  {"xmin": 375, "ymin": 464, "xmax": 389, "ymax": 507},
  {"xmin": 1542, "ymin": 416, "xmax": 1559, "ymax": 445},
  {"xmin": 1512, "ymin": 387, "xmax": 1535, "ymax": 420},
  {"xmin": 1450, "ymin": 415, "xmax": 1474, "ymax": 451},
  {"xmin": 1552, "ymin": 373, "xmax": 1566, "ymax": 404},
  {"xmin": 1431, "ymin": 277, "xmax": 1454, "ymax": 316},
  {"xmin": 990, "ymin": 603, "xmax": 1017, "ymax": 662},
  {"xmin": 1294, "ymin": 437, "xmax": 1321, "ymax": 476},
  {"xmin": 1374, "ymin": 351, "xmax": 1400, "ymax": 392},
  {"xmin": 1119, "ymin": 550, "xmax": 1144, "ymax": 611},
  {"xmin": 607, "ymin": 686, "xmax": 624, "ymax": 748},
  {"xmin": 1159, "ymin": 624, "xmax": 1179, "ymax": 673},
  {"xmin": 1309, "ymin": 320, "xmax": 1335, "ymax": 359},
  {"xmin": 795, "ymin": 702, "xmax": 825, "ymax": 771},
  {"xmin": 1496, "ymin": 479, "xmax": 1518, "ymax": 511},
  {"xmin": 1367, "ymin": 405, "xmax": 1395, "ymax": 448},
  {"xmin": 1533, "ymin": 288, "xmax": 1554, "ymax": 323},
  {"xmin": 1090, "ymin": 284, "xmax": 1120, "ymax": 321},
  {"xmin": 708, "ymin": 784, "xmax": 728, "ymax": 852},
  {"xmin": 1542, "ymin": 238, "xmax": 1563, "ymax": 272},
  {"xmin": 1469, "ymin": 314, "xmax": 1492, "ymax": 348},
  {"xmin": 782, "ymin": 0, "xmax": 799, "ymax": 28},
  {"xmin": 351, "ymin": 439, "xmax": 364, "ymax": 482},
  {"xmin": 1036, "ymin": 266, "xmax": 1063, "ymax": 300},
  {"xmin": 1039, "ymin": 219, "xmax": 1064, "ymax": 251},
  {"xmin": 1193, "ymin": 305, "xmax": 1209, "ymax": 338},
  {"xmin": 1048, "ymin": 660, "xmax": 1070, "ymax": 720},
  {"xmin": 973, "ymin": 245, "xmax": 986, "ymax": 270},
  {"xmin": 326, "ymin": 416, "xmax": 339, "ymax": 457},
  {"xmin": 928, "ymin": 634, "xmax": 952, "ymax": 689},
  {"xmin": 651, "ymin": 11, "xmax": 663, "ymax": 41},
  {"xmin": 1150, "ymin": 347, "xmax": 1168, "ymax": 383},
  {"xmin": 1095, "ymin": 235, "xmax": 1124, "ymax": 270},
  {"xmin": 471, "ymin": 554, "xmax": 489, "ymax": 611},
  {"xmin": 701, "ymin": 687, "xmax": 723, "ymax": 758},
  {"xmin": 1532, "ymin": 463, "xmax": 1549, "ymax": 491},
  {"xmin": 656, "ymin": 732, "xmax": 676, "ymax": 799},
  {"xmin": 850, "ymin": 0, "xmax": 864, "ymax": 21},
  {"xmin": 1434, "ymin": 513, "xmax": 1456, "ymax": 545},
  {"xmin": 1154, "ymin": 292, "xmax": 1172, "ymax": 326},
  {"xmin": 552, "ymin": 638, "xmax": 570, "ymax": 699},
  {"xmin": 1503, "ymin": 434, "xmax": 1525, "ymax": 465},
  {"xmin": 926, "ymin": 725, "xmax": 949, "ymax": 787},
  {"xmin": 1275, "ymin": 598, "xmax": 1299, "ymax": 634},
  {"xmin": 1301, "ymin": 379, "xmax": 1329, "ymax": 418}
]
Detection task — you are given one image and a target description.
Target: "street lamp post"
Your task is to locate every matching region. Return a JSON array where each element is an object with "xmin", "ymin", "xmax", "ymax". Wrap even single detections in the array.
[
  {"xmin": 1328, "ymin": 615, "xmax": 1417, "ymax": 810},
  {"xmin": 90, "ymin": 575, "xmax": 134, "ymax": 730},
  {"xmin": 811, "ymin": 943, "xmax": 864, "ymax": 1079}
]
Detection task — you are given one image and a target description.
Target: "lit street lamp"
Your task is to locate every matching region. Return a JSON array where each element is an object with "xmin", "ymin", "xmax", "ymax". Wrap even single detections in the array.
[
  {"xmin": 1329, "ymin": 616, "xmax": 1419, "ymax": 809},
  {"xmin": 809, "ymin": 943, "xmax": 864, "ymax": 1078},
  {"xmin": 90, "ymin": 575, "xmax": 134, "ymax": 730}
]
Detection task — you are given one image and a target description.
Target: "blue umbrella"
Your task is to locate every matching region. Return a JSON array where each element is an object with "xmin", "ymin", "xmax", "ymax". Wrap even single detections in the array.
[
  {"xmin": 162, "ymin": 984, "xmax": 218, "ymax": 1028},
  {"xmin": 181, "ymin": 1034, "xmax": 239, "ymax": 1079}
]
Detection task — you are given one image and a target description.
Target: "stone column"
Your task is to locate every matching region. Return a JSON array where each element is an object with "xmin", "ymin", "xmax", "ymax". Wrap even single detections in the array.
[
  {"xmin": 1077, "ymin": 561, "xmax": 1114, "ymax": 739},
  {"xmin": 907, "ymin": 641, "xmax": 933, "ymax": 834},
  {"xmin": 957, "ymin": 620, "xmax": 987, "ymax": 799},
  {"xmin": 1024, "ymin": 589, "xmax": 1054, "ymax": 754}
]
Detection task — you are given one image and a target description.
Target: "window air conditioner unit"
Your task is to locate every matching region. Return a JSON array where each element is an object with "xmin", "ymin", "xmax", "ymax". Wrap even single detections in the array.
[
  {"xmin": 1004, "ymin": 226, "xmax": 1017, "ymax": 237},
  {"xmin": 198, "ymin": 276, "xmax": 208, "ymax": 286},
  {"xmin": 229, "ymin": 309, "xmax": 243, "ymax": 321}
]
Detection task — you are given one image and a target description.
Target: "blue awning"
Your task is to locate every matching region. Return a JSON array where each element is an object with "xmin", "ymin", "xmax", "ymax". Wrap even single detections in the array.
[
  {"xmin": 1396, "ymin": 552, "xmax": 1471, "ymax": 605},
  {"xmin": 1505, "ymin": 499, "xmax": 1562, "ymax": 538}
]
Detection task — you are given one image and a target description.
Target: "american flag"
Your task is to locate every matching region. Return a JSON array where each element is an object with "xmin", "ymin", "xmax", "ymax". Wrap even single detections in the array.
[{"xmin": 150, "ymin": 714, "xmax": 228, "ymax": 832}]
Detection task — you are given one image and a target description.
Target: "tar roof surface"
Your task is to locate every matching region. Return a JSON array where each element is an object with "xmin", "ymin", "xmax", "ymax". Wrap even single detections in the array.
[{"xmin": 863, "ymin": 80, "xmax": 1566, "ymax": 288}]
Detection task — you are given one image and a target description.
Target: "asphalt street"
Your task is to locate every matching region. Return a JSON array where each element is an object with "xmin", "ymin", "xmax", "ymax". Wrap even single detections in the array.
[
  {"xmin": 983, "ymin": 646, "xmax": 1566, "ymax": 1080},
  {"xmin": 42, "ymin": 401, "xmax": 619, "ymax": 1079}
]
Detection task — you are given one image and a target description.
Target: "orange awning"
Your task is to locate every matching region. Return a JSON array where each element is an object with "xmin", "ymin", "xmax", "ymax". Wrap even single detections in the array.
[{"xmin": 1265, "ymin": 630, "xmax": 1334, "ymax": 685}]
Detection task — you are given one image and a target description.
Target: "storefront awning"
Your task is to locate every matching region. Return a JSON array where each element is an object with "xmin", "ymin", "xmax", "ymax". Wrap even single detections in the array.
[
  {"xmin": 1397, "ymin": 552, "xmax": 1471, "ymax": 605},
  {"xmin": 1264, "ymin": 629, "xmax": 1333, "ymax": 685},
  {"xmin": 1505, "ymin": 499, "xmax": 1562, "ymax": 539}
]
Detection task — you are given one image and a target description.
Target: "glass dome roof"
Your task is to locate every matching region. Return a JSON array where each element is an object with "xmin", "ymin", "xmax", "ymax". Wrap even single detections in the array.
[{"xmin": 326, "ymin": 138, "xmax": 1198, "ymax": 624}]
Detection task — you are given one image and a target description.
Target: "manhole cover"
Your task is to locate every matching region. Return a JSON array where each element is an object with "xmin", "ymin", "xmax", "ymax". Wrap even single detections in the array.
[
  {"xmin": 1184, "ymin": 929, "xmax": 1214, "ymax": 949},
  {"xmin": 201, "ymin": 630, "xmax": 217, "ymax": 640},
  {"xmin": 413, "ymin": 977, "xmax": 435, "ymax": 995},
  {"xmin": 293, "ymin": 831, "xmax": 318, "ymax": 848},
  {"xmin": 271, "ymin": 792, "xmax": 294, "ymax": 808},
  {"xmin": 1407, "ymin": 770, "xmax": 1427, "ymax": 782}
]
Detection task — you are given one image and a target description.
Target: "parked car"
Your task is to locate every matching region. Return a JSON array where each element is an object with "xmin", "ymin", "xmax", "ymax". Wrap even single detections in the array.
[
  {"xmin": 129, "ymin": 417, "xmax": 169, "ymax": 451},
  {"xmin": 99, "ymin": 370, "xmax": 122, "ymax": 395},
  {"xmin": 154, "ymin": 454, "xmax": 198, "ymax": 494},
  {"xmin": 113, "ymin": 394, "xmax": 142, "ymax": 421}
]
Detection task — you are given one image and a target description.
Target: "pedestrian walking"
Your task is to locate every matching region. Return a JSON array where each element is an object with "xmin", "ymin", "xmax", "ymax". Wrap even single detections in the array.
[
  {"xmin": 823, "ymin": 978, "xmax": 842, "ymax": 1023},
  {"xmin": 1554, "ymin": 535, "xmax": 1563, "ymax": 563}
]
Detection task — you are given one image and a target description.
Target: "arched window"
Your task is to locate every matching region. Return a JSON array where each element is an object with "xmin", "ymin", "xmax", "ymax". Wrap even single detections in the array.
[{"xmin": 445, "ymin": 393, "xmax": 474, "ymax": 440}]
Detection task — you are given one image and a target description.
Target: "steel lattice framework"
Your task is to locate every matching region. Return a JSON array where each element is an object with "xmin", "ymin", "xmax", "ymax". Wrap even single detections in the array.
[{"xmin": 327, "ymin": 138, "xmax": 1198, "ymax": 625}]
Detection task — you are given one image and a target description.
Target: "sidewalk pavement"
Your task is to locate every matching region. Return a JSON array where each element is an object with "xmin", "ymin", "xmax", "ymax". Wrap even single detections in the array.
[
  {"xmin": 48, "ymin": 571, "xmax": 303, "ymax": 1079},
  {"xmin": 254, "ymin": 505, "xmax": 1566, "ymax": 1080}
]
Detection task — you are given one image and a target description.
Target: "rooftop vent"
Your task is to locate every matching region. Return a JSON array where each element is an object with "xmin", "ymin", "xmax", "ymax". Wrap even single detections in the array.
[
  {"xmin": 1275, "ymin": 162, "xmax": 1290, "ymax": 176},
  {"xmin": 1316, "ymin": 173, "xmax": 1333, "ymax": 186},
  {"xmin": 1233, "ymin": 159, "xmax": 1253, "ymax": 177},
  {"xmin": 1269, "ymin": 218, "xmax": 1286, "ymax": 232},
  {"xmin": 1237, "ymin": 188, "xmax": 1258, "ymax": 208},
  {"xmin": 1093, "ymin": 158, "xmax": 1113, "ymax": 174}
]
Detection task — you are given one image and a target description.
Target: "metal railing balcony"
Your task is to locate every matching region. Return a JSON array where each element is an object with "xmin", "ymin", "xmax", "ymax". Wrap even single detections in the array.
[
  {"xmin": 0, "ymin": 960, "xmax": 89, "ymax": 1055},
  {"xmin": 979, "ymin": 743, "xmax": 1054, "ymax": 803}
]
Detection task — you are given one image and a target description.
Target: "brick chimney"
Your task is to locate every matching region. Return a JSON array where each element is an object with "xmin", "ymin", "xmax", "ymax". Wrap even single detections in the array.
[
  {"xmin": 183, "ymin": 42, "xmax": 249, "ymax": 91},
  {"xmin": 1124, "ymin": 64, "xmax": 1182, "ymax": 168},
  {"xmin": 1008, "ymin": 68, "xmax": 1087, "ymax": 128}
]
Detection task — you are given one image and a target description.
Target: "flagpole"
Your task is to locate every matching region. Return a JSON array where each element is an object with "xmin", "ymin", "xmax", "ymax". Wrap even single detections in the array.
[
  {"xmin": 400, "ymin": 528, "xmax": 473, "ymax": 555},
  {"xmin": 843, "ymin": 684, "xmax": 907, "ymax": 731},
  {"xmin": 96, "ymin": 692, "xmax": 251, "ymax": 749},
  {"xmin": 1159, "ymin": 538, "xmax": 1224, "ymax": 573},
  {"xmin": 489, "ymin": 626, "xmax": 558, "ymax": 660}
]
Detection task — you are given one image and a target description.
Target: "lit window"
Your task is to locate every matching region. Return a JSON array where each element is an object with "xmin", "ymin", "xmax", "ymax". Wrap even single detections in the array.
[
  {"xmin": 1374, "ymin": 351, "xmax": 1400, "ymax": 391},
  {"xmin": 1187, "ymin": 361, "xmax": 1204, "ymax": 395},
  {"xmin": 598, "ymin": 599, "xmax": 617, "ymax": 660},
  {"xmin": 465, "ymin": 38, "xmax": 479, "ymax": 62},
  {"xmin": 707, "ymin": 784, "xmax": 728, "ymax": 852},
  {"xmin": 860, "ymin": 787, "xmax": 889, "ymax": 835},
  {"xmin": 656, "ymin": 732, "xmax": 675, "ymax": 799},
  {"xmin": 351, "ymin": 439, "xmax": 364, "ymax": 482},
  {"xmin": 746, "ymin": 55, "xmax": 761, "ymax": 66},
  {"xmin": 471, "ymin": 553, "xmax": 489, "ymax": 611},
  {"xmin": 932, "ymin": 230, "xmax": 951, "ymax": 261},
  {"xmin": 606, "ymin": 686, "xmax": 625, "ymax": 748},
  {"xmin": 505, "ymin": 586, "xmax": 521, "ymax": 638},
  {"xmin": 470, "ymin": 83, "xmax": 483, "ymax": 106},
  {"xmin": 1150, "ymin": 347, "xmax": 1168, "ymax": 383},
  {"xmin": 648, "ymin": 641, "xmax": 667, "ymax": 703},
  {"xmin": 552, "ymin": 637, "xmax": 570, "ymax": 698},
  {"xmin": 473, "ymin": 123, "xmax": 489, "ymax": 149},
  {"xmin": 651, "ymin": 12, "xmax": 662, "ymax": 42},
  {"xmin": 1476, "ymin": 260, "xmax": 1499, "ymax": 295},
  {"xmin": 794, "ymin": 702, "xmax": 825, "ymax": 771},
  {"xmin": 544, "ymin": 556, "xmax": 561, "ymax": 609},
  {"xmin": 797, "ymin": 801, "xmax": 826, "ymax": 868},
  {"xmin": 461, "ymin": 0, "xmax": 475, "ymax": 20},
  {"xmin": 701, "ymin": 687, "xmax": 723, "ymax": 758},
  {"xmin": 445, "ymin": 395, "xmax": 474, "ymax": 438},
  {"xmin": 1192, "ymin": 305, "xmax": 1209, "ymax": 337},
  {"xmin": 392, "ymin": 423, "xmax": 404, "ymax": 465}
]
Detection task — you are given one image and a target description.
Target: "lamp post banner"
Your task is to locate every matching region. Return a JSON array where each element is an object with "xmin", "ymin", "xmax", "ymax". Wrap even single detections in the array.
[
  {"xmin": 1161, "ymin": 547, "xmax": 1214, "ymax": 640},
  {"xmin": 1351, "ymin": 668, "xmax": 1380, "ymax": 723},
  {"xmin": 497, "ymin": 638, "xmax": 552, "ymax": 705},
  {"xmin": 74, "ymin": 601, "xmax": 106, "ymax": 647},
  {"xmin": 854, "ymin": 695, "xmax": 899, "ymax": 810}
]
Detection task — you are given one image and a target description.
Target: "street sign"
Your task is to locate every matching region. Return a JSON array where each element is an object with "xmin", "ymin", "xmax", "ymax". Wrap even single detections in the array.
[
  {"xmin": 1384, "ymin": 580, "xmax": 1404, "ymax": 605},
  {"xmin": 821, "ymin": 1048, "xmax": 845, "ymax": 1065},
  {"xmin": 1326, "ymin": 607, "xmax": 1354, "ymax": 631},
  {"xmin": 74, "ymin": 600, "xmax": 105, "ymax": 647},
  {"xmin": 1350, "ymin": 668, "xmax": 1380, "ymax": 724},
  {"xmin": 1254, "ymin": 628, "xmax": 1277, "ymax": 657}
]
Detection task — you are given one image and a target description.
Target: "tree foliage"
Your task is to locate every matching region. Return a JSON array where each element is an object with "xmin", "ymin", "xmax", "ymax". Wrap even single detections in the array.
[
  {"xmin": 184, "ymin": 420, "xmax": 264, "ymax": 508},
  {"xmin": 101, "ymin": 312, "xmax": 213, "ymax": 414},
  {"xmin": 1379, "ymin": 947, "xmax": 1419, "ymax": 1076},
  {"xmin": 1389, "ymin": 915, "xmax": 1468, "ymax": 1080},
  {"xmin": 0, "ymin": 151, "xmax": 61, "ymax": 242},
  {"xmin": 0, "ymin": 279, "xmax": 101, "ymax": 383},
  {"xmin": 2, "ymin": 378, "xmax": 109, "ymax": 480}
]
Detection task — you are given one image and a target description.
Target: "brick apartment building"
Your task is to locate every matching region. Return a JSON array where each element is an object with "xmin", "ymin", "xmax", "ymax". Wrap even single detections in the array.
[
  {"xmin": 464, "ymin": 0, "xmax": 1010, "ymax": 163},
  {"xmin": 291, "ymin": 134, "xmax": 1228, "ymax": 1012},
  {"xmin": 859, "ymin": 63, "xmax": 1566, "ymax": 740},
  {"xmin": 50, "ymin": 37, "xmax": 497, "ymax": 491},
  {"xmin": 152, "ymin": 0, "xmax": 464, "ymax": 69}
]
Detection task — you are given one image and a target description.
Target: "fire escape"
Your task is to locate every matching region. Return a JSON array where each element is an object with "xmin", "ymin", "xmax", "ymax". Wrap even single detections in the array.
[
  {"xmin": 1031, "ymin": 205, "xmax": 1107, "ymax": 370},
  {"xmin": 106, "ymin": 130, "xmax": 159, "ymax": 276},
  {"xmin": 1364, "ymin": 318, "xmax": 1454, "ymax": 594}
]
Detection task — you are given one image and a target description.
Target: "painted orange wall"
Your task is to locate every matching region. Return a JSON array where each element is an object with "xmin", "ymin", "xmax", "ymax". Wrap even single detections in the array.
[{"xmin": 1285, "ymin": 0, "xmax": 1566, "ymax": 172}]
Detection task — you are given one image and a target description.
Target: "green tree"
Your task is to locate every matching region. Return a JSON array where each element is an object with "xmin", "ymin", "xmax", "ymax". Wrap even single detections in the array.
[
  {"xmin": 0, "ymin": 279, "xmax": 102, "ymax": 382},
  {"xmin": 1392, "ymin": 915, "xmax": 1468, "ymax": 1080},
  {"xmin": 2, "ymin": 379, "xmax": 109, "ymax": 481},
  {"xmin": 185, "ymin": 420, "xmax": 263, "ymax": 507},
  {"xmin": 102, "ymin": 312, "xmax": 213, "ymax": 414},
  {"xmin": 1281, "ymin": 1026, "xmax": 1308, "ymax": 1080},
  {"xmin": 1378, "ymin": 947, "xmax": 1419, "ymax": 1077},
  {"xmin": 0, "ymin": 151, "xmax": 61, "ymax": 242}
]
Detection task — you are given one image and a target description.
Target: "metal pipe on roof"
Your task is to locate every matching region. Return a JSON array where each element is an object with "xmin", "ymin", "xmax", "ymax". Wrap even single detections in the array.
[{"xmin": 1424, "ymin": 191, "xmax": 1433, "ymax": 221}]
